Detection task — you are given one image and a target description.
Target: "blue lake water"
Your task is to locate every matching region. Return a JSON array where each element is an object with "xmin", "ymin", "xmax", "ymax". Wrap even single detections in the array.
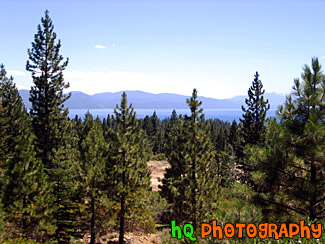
[{"xmin": 69, "ymin": 109, "xmax": 277, "ymax": 122}]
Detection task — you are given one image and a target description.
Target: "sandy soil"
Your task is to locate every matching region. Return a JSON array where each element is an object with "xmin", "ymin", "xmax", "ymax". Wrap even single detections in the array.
[
  {"xmin": 147, "ymin": 160, "xmax": 170, "ymax": 191},
  {"xmin": 94, "ymin": 232, "xmax": 160, "ymax": 244}
]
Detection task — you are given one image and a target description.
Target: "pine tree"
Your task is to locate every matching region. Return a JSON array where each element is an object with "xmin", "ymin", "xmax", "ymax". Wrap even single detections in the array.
[
  {"xmin": 140, "ymin": 112, "xmax": 164, "ymax": 155},
  {"xmin": 26, "ymin": 10, "xmax": 80, "ymax": 242},
  {"xmin": 207, "ymin": 119, "xmax": 237, "ymax": 188},
  {"xmin": 208, "ymin": 119, "xmax": 231, "ymax": 152},
  {"xmin": 184, "ymin": 89, "xmax": 219, "ymax": 229},
  {"xmin": 0, "ymin": 66, "xmax": 10, "ymax": 168},
  {"xmin": 78, "ymin": 114, "xmax": 109, "ymax": 244},
  {"xmin": 160, "ymin": 110, "xmax": 188, "ymax": 223},
  {"xmin": 0, "ymin": 64, "xmax": 46, "ymax": 238},
  {"xmin": 141, "ymin": 115, "xmax": 154, "ymax": 155},
  {"xmin": 252, "ymin": 57, "xmax": 325, "ymax": 220},
  {"xmin": 215, "ymin": 150, "xmax": 236, "ymax": 188},
  {"xmin": 150, "ymin": 111, "xmax": 163, "ymax": 154},
  {"xmin": 26, "ymin": 9, "xmax": 70, "ymax": 170},
  {"xmin": 161, "ymin": 89, "xmax": 219, "ymax": 230},
  {"xmin": 110, "ymin": 92, "xmax": 151, "ymax": 244},
  {"xmin": 216, "ymin": 128, "xmax": 227, "ymax": 151},
  {"xmin": 239, "ymin": 72, "xmax": 270, "ymax": 188},
  {"xmin": 50, "ymin": 127, "xmax": 81, "ymax": 243},
  {"xmin": 162, "ymin": 109, "xmax": 181, "ymax": 157},
  {"xmin": 240, "ymin": 72, "xmax": 270, "ymax": 146},
  {"xmin": 0, "ymin": 70, "xmax": 7, "ymax": 241}
]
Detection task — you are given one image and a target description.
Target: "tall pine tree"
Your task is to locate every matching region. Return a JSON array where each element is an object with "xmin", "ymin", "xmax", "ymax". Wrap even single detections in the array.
[
  {"xmin": 0, "ymin": 68, "xmax": 8, "ymax": 241},
  {"xmin": 252, "ymin": 57, "xmax": 325, "ymax": 221},
  {"xmin": 184, "ymin": 89, "xmax": 219, "ymax": 229},
  {"xmin": 26, "ymin": 9, "xmax": 70, "ymax": 169},
  {"xmin": 239, "ymin": 72, "xmax": 270, "ymax": 188},
  {"xmin": 109, "ymin": 92, "xmax": 151, "ymax": 244},
  {"xmin": 161, "ymin": 89, "xmax": 219, "ymax": 230},
  {"xmin": 240, "ymin": 72, "xmax": 270, "ymax": 146},
  {"xmin": 26, "ymin": 10, "xmax": 80, "ymax": 242}
]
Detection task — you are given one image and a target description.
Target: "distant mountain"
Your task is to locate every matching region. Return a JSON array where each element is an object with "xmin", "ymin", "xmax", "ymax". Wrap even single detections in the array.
[{"xmin": 19, "ymin": 90, "xmax": 286, "ymax": 110}]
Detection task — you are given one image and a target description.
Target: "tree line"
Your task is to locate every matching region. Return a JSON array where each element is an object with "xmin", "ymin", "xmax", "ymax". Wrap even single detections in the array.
[{"xmin": 1, "ymin": 10, "xmax": 324, "ymax": 244}]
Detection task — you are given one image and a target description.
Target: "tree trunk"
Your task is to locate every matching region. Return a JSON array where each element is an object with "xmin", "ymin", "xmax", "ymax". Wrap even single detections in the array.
[
  {"xmin": 310, "ymin": 161, "xmax": 317, "ymax": 220},
  {"xmin": 119, "ymin": 194, "xmax": 125, "ymax": 244},
  {"xmin": 191, "ymin": 118, "xmax": 197, "ymax": 230},
  {"xmin": 22, "ymin": 196, "xmax": 28, "ymax": 239},
  {"xmin": 90, "ymin": 195, "xmax": 95, "ymax": 244},
  {"xmin": 191, "ymin": 163, "xmax": 197, "ymax": 230}
]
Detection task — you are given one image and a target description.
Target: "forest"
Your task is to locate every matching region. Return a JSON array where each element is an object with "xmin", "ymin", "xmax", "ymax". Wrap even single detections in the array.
[{"xmin": 1, "ymin": 11, "xmax": 325, "ymax": 244}]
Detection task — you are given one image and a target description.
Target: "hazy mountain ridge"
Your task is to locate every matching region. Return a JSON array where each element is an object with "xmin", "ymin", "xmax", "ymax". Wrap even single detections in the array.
[{"xmin": 19, "ymin": 90, "xmax": 286, "ymax": 110}]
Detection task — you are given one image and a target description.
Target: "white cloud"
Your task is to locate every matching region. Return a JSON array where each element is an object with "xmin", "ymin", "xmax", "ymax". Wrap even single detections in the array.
[
  {"xmin": 7, "ymin": 70, "xmax": 26, "ymax": 76},
  {"xmin": 95, "ymin": 44, "xmax": 107, "ymax": 49},
  {"xmin": 322, "ymin": 56, "xmax": 325, "ymax": 59},
  {"xmin": 112, "ymin": 44, "xmax": 116, "ymax": 48}
]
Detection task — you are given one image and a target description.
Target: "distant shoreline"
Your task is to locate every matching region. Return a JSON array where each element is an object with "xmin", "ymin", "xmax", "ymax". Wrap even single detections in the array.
[
  {"xmin": 68, "ymin": 108, "xmax": 277, "ymax": 121},
  {"xmin": 19, "ymin": 89, "xmax": 286, "ymax": 111}
]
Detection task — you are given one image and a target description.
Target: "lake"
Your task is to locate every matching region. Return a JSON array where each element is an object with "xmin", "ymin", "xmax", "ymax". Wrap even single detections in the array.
[{"xmin": 68, "ymin": 108, "xmax": 277, "ymax": 122}]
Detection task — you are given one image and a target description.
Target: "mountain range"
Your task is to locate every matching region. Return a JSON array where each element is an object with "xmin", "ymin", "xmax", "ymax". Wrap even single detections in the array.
[{"xmin": 18, "ymin": 90, "xmax": 286, "ymax": 110}]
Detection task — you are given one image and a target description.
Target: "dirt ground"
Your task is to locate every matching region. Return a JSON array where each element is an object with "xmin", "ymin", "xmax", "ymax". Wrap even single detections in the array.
[
  {"xmin": 147, "ymin": 160, "xmax": 170, "ymax": 191},
  {"xmin": 90, "ymin": 232, "xmax": 161, "ymax": 244}
]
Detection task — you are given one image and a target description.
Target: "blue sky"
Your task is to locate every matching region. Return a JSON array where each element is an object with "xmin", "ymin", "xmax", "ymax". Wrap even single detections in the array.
[{"xmin": 1, "ymin": 0, "xmax": 324, "ymax": 99}]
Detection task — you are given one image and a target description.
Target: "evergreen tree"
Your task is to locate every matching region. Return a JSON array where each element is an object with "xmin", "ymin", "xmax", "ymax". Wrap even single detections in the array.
[
  {"xmin": 208, "ymin": 119, "xmax": 231, "ymax": 152},
  {"xmin": 209, "ymin": 120, "xmax": 220, "ymax": 150},
  {"xmin": 228, "ymin": 120, "xmax": 242, "ymax": 158},
  {"xmin": 0, "ymin": 64, "xmax": 46, "ymax": 239},
  {"xmin": 252, "ymin": 58, "xmax": 325, "ymax": 220},
  {"xmin": 162, "ymin": 109, "xmax": 180, "ymax": 157},
  {"xmin": 26, "ymin": 11, "xmax": 80, "ymax": 242},
  {"xmin": 141, "ymin": 115, "xmax": 154, "ymax": 154},
  {"xmin": 72, "ymin": 115, "xmax": 83, "ymax": 141},
  {"xmin": 0, "ymin": 72, "xmax": 7, "ymax": 241},
  {"xmin": 239, "ymin": 72, "xmax": 270, "ymax": 188},
  {"xmin": 142, "ymin": 116, "xmax": 153, "ymax": 135},
  {"xmin": 78, "ymin": 114, "xmax": 109, "ymax": 244},
  {"xmin": 161, "ymin": 89, "xmax": 219, "ymax": 230},
  {"xmin": 0, "ymin": 66, "xmax": 9, "ymax": 168},
  {"xmin": 240, "ymin": 72, "xmax": 270, "ymax": 146},
  {"xmin": 50, "ymin": 127, "xmax": 81, "ymax": 243},
  {"xmin": 160, "ymin": 110, "xmax": 188, "ymax": 223},
  {"xmin": 184, "ymin": 89, "xmax": 219, "ymax": 229},
  {"xmin": 141, "ymin": 112, "xmax": 163, "ymax": 155},
  {"xmin": 110, "ymin": 92, "xmax": 151, "ymax": 244},
  {"xmin": 26, "ymin": 9, "xmax": 70, "ymax": 170},
  {"xmin": 215, "ymin": 150, "xmax": 236, "ymax": 188},
  {"xmin": 216, "ymin": 128, "xmax": 227, "ymax": 151},
  {"xmin": 150, "ymin": 111, "xmax": 163, "ymax": 154}
]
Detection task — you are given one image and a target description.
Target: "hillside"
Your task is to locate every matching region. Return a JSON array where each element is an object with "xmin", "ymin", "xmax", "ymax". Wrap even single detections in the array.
[{"xmin": 19, "ymin": 90, "xmax": 286, "ymax": 110}]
